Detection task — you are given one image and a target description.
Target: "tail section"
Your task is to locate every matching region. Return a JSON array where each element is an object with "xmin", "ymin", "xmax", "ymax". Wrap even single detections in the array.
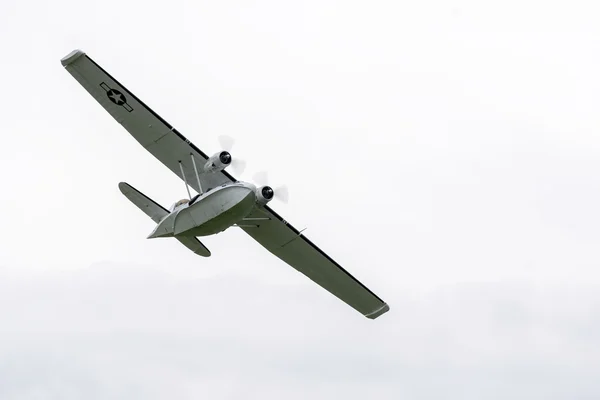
[
  {"xmin": 118, "ymin": 182, "xmax": 211, "ymax": 257},
  {"xmin": 118, "ymin": 182, "xmax": 169, "ymax": 223}
]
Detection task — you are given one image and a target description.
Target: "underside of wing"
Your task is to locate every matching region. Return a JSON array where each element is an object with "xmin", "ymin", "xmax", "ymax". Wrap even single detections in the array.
[
  {"xmin": 61, "ymin": 49, "xmax": 234, "ymax": 195},
  {"xmin": 240, "ymin": 206, "xmax": 389, "ymax": 319}
]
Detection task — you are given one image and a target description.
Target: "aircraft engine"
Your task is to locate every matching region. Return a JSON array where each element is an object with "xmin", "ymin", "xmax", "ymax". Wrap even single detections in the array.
[
  {"xmin": 204, "ymin": 151, "xmax": 232, "ymax": 172},
  {"xmin": 255, "ymin": 185, "xmax": 274, "ymax": 206}
]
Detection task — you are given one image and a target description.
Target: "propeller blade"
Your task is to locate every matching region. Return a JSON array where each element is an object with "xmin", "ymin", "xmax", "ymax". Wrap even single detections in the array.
[
  {"xmin": 217, "ymin": 135, "xmax": 246, "ymax": 176},
  {"xmin": 218, "ymin": 135, "xmax": 235, "ymax": 152},
  {"xmin": 231, "ymin": 159, "xmax": 246, "ymax": 176},
  {"xmin": 275, "ymin": 185, "xmax": 289, "ymax": 203},
  {"xmin": 252, "ymin": 170, "xmax": 289, "ymax": 203},
  {"xmin": 252, "ymin": 170, "xmax": 269, "ymax": 187}
]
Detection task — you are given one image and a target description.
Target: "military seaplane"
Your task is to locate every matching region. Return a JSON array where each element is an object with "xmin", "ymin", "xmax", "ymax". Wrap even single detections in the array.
[{"xmin": 60, "ymin": 49, "xmax": 389, "ymax": 319}]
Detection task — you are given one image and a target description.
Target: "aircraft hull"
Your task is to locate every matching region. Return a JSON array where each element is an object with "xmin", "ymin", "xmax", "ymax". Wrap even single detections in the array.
[
  {"xmin": 147, "ymin": 183, "xmax": 257, "ymax": 239},
  {"xmin": 174, "ymin": 184, "xmax": 256, "ymax": 236}
]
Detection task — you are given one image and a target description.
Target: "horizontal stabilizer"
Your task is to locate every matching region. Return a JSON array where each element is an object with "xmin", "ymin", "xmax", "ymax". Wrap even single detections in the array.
[
  {"xmin": 175, "ymin": 236, "xmax": 212, "ymax": 257},
  {"xmin": 118, "ymin": 182, "xmax": 168, "ymax": 223},
  {"xmin": 118, "ymin": 182, "xmax": 211, "ymax": 257}
]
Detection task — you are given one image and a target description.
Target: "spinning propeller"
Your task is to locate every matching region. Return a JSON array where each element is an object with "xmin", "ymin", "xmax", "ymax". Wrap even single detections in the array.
[
  {"xmin": 218, "ymin": 135, "xmax": 246, "ymax": 176},
  {"xmin": 252, "ymin": 170, "xmax": 289, "ymax": 204},
  {"xmin": 216, "ymin": 135, "xmax": 289, "ymax": 203}
]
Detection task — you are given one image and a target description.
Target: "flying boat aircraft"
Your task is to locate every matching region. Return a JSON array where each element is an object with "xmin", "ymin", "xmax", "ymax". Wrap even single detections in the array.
[{"xmin": 60, "ymin": 49, "xmax": 389, "ymax": 319}]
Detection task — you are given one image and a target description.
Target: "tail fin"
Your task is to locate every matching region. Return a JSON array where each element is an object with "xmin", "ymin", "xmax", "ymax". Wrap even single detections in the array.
[{"xmin": 118, "ymin": 182, "xmax": 211, "ymax": 257}]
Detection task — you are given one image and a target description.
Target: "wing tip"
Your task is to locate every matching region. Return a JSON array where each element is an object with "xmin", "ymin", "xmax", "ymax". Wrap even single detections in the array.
[
  {"xmin": 365, "ymin": 303, "xmax": 390, "ymax": 320},
  {"xmin": 118, "ymin": 181, "xmax": 131, "ymax": 195},
  {"xmin": 61, "ymin": 49, "xmax": 86, "ymax": 67}
]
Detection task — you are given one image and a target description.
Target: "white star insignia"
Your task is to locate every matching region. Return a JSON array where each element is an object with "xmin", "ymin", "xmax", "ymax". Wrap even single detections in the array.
[{"xmin": 110, "ymin": 92, "xmax": 123, "ymax": 103}]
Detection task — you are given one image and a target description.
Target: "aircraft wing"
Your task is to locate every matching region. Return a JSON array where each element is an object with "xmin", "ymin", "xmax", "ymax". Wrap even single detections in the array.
[
  {"xmin": 61, "ymin": 49, "xmax": 232, "ymax": 194},
  {"xmin": 240, "ymin": 206, "xmax": 390, "ymax": 319}
]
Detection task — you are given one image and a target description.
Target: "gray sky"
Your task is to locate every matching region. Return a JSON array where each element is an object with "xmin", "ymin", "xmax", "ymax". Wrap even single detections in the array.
[{"xmin": 1, "ymin": 0, "xmax": 600, "ymax": 398}]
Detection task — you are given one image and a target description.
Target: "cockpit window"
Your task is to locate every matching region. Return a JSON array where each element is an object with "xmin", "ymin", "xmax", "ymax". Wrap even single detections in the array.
[
  {"xmin": 169, "ymin": 198, "xmax": 189, "ymax": 212},
  {"xmin": 189, "ymin": 193, "xmax": 201, "ymax": 205}
]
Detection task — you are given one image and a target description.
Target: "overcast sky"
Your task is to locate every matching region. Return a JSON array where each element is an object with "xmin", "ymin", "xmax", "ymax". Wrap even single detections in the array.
[{"xmin": 1, "ymin": 0, "xmax": 600, "ymax": 398}]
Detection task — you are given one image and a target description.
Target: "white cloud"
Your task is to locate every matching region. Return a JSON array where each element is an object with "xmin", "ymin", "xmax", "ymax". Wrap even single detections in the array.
[{"xmin": 0, "ymin": 265, "xmax": 599, "ymax": 399}]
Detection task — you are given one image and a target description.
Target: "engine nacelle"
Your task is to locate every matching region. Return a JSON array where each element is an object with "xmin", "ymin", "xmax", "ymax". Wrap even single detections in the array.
[
  {"xmin": 255, "ymin": 185, "xmax": 274, "ymax": 206},
  {"xmin": 204, "ymin": 151, "xmax": 232, "ymax": 173}
]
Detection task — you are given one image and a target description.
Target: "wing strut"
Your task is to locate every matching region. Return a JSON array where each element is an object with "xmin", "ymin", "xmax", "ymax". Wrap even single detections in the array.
[
  {"xmin": 190, "ymin": 153, "xmax": 203, "ymax": 194},
  {"xmin": 178, "ymin": 161, "xmax": 192, "ymax": 200}
]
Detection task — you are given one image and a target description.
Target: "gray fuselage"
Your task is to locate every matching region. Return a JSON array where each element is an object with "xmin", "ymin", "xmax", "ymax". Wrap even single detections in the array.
[{"xmin": 147, "ymin": 182, "xmax": 257, "ymax": 238}]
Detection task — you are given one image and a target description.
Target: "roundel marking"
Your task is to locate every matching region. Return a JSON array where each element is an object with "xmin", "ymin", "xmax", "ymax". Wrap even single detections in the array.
[{"xmin": 107, "ymin": 89, "xmax": 127, "ymax": 105}]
